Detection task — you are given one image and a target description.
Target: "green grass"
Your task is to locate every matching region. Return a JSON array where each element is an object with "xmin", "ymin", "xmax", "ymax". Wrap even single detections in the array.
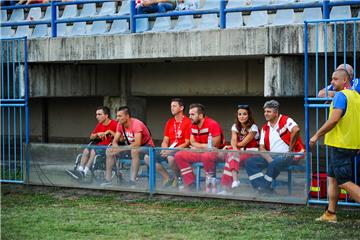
[{"xmin": 1, "ymin": 186, "xmax": 360, "ymax": 240}]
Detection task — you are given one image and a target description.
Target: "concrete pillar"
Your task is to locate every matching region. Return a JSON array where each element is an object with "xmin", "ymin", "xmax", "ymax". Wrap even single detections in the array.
[
  {"xmin": 103, "ymin": 64, "xmax": 147, "ymax": 122},
  {"xmin": 264, "ymin": 56, "xmax": 304, "ymax": 97}
]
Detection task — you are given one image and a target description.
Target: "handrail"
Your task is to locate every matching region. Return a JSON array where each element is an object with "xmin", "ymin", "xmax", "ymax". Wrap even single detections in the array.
[{"xmin": 1, "ymin": 0, "xmax": 360, "ymax": 36}]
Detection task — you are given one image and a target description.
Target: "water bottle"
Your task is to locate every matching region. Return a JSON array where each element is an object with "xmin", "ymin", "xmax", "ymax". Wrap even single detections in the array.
[{"xmin": 208, "ymin": 133, "xmax": 212, "ymax": 149}]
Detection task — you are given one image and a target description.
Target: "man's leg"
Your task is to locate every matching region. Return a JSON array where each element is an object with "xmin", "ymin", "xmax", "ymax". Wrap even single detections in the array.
[
  {"xmin": 144, "ymin": 153, "xmax": 171, "ymax": 183},
  {"xmin": 104, "ymin": 148, "xmax": 118, "ymax": 182},
  {"xmin": 167, "ymin": 155, "xmax": 180, "ymax": 178},
  {"xmin": 265, "ymin": 155, "xmax": 293, "ymax": 188},
  {"xmin": 175, "ymin": 151, "xmax": 200, "ymax": 186},
  {"xmin": 130, "ymin": 149, "xmax": 141, "ymax": 182},
  {"xmin": 158, "ymin": 2, "xmax": 175, "ymax": 12},
  {"xmin": 339, "ymin": 182, "xmax": 360, "ymax": 203},
  {"xmin": 244, "ymin": 156, "xmax": 268, "ymax": 189},
  {"xmin": 79, "ymin": 148, "xmax": 91, "ymax": 170},
  {"xmin": 327, "ymin": 177, "xmax": 339, "ymax": 212}
]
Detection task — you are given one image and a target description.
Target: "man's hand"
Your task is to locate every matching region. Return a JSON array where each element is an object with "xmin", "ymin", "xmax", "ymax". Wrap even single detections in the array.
[
  {"xmin": 97, "ymin": 132, "xmax": 106, "ymax": 139},
  {"xmin": 160, "ymin": 150, "xmax": 172, "ymax": 158},
  {"xmin": 309, "ymin": 135, "xmax": 318, "ymax": 149}
]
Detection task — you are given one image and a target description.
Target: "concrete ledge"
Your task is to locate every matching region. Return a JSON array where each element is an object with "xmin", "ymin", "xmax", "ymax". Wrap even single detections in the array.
[{"xmin": 26, "ymin": 22, "xmax": 360, "ymax": 63}]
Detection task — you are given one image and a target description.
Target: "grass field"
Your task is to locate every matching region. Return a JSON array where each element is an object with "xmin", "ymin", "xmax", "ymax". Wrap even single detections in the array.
[{"xmin": 1, "ymin": 185, "xmax": 360, "ymax": 240}]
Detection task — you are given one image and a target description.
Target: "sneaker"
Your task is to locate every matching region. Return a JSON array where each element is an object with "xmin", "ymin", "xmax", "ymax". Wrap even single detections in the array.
[
  {"xmin": 100, "ymin": 180, "xmax": 112, "ymax": 187},
  {"xmin": 315, "ymin": 210, "xmax": 337, "ymax": 223},
  {"xmin": 231, "ymin": 180, "xmax": 240, "ymax": 189},
  {"xmin": 162, "ymin": 178, "xmax": 174, "ymax": 188},
  {"xmin": 65, "ymin": 169, "xmax": 84, "ymax": 180},
  {"xmin": 217, "ymin": 190, "xmax": 233, "ymax": 196}
]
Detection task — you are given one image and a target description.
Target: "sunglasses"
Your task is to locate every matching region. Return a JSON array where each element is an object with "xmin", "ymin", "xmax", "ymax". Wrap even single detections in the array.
[{"xmin": 238, "ymin": 104, "xmax": 249, "ymax": 109}]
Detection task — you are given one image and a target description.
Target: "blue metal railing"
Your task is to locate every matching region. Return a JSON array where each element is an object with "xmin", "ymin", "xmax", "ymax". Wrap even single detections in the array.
[
  {"xmin": 1, "ymin": 0, "xmax": 360, "ymax": 37},
  {"xmin": 0, "ymin": 37, "xmax": 29, "ymax": 183},
  {"xmin": 304, "ymin": 17, "xmax": 360, "ymax": 207}
]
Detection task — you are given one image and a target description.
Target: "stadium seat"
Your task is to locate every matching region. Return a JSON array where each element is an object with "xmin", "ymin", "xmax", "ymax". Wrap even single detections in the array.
[
  {"xmin": 197, "ymin": 14, "xmax": 219, "ymax": 30},
  {"xmin": 57, "ymin": 23, "xmax": 67, "ymax": 37},
  {"xmin": 330, "ymin": 2, "xmax": 351, "ymax": 19},
  {"xmin": 27, "ymin": 7, "xmax": 42, "ymax": 20},
  {"xmin": 70, "ymin": 22, "xmax": 87, "ymax": 36},
  {"xmin": 358, "ymin": 10, "xmax": 360, "ymax": 18},
  {"xmin": 43, "ymin": 6, "xmax": 59, "ymax": 20},
  {"xmin": 88, "ymin": 21, "xmax": 108, "ymax": 35},
  {"xmin": 14, "ymin": 25, "xmax": 31, "ymax": 38},
  {"xmin": 79, "ymin": 3, "xmax": 97, "ymax": 18},
  {"xmin": 1, "ymin": 9, "xmax": 7, "ymax": 22},
  {"xmin": 61, "ymin": 4, "xmax": 78, "ymax": 19},
  {"xmin": 225, "ymin": 0, "xmax": 246, "ymax": 29},
  {"xmin": 99, "ymin": 1, "xmax": 116, "ymax": 16},
  {"xmin": 0, "ymin": 27, "xmax": 13, "ymax": 37},
  {"xmin": 201, "ymin": 0, "xmax": 219, "ymax": 10},
  {"xmin": 9, "ymin": 8, "xmax": 24, "ymax": 22},
  {"xmin": 136, "ymin": 18, "xmax": 150, "ymax": 33},
  {"xmin": 273, "ymin": 9, "xmax": 295, "ymax": 25},
  {"xmin": 107, "ymin": 20, "xmax": 129, "ymax": 35},
  {"xmin": 150, "ymin": 17, "xmax": 172, "ymax": 32},
  {"xmin": 31, "ymin": 24, "xmax": 48, "ymax": 38},
  {"xmin": 118, "ymin": 0, "xmax": 130, "ymax": 15},
  {"xmin": 246, "ymin": 0, "xmax": 270, "ymax": 27},
  {"xmin": 172, "ymin": 15, "xmax": 195, "ymax": 31}
]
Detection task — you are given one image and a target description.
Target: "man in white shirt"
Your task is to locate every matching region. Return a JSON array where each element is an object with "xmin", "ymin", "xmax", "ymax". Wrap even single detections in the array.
[{"xmin": 244, "ymin": 100, "xmax": 305, "ymax": 194}]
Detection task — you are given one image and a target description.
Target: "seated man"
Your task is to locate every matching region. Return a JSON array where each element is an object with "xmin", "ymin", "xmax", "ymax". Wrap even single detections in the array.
[
  {"xmin": 66, "ymin": 106, "xmax": 117, "ymax": 180},
  {"xmin": 102, "ymin": 106, "xmax": 154, "ymax": 186},
  {"xmin": 175, "ymin": 103, "xmax": 225, "ymax": 193},
  {"xmin": 318, "ymin": 64, "xmax": 358, "ymax": 98},
  {"xmin": 136, "ymin": 0, "xmax": 176, "ymax": 14},
  {"xmin": 145, "ymin": 98, "xmax": 191, "ymax": 188},
  {"xmin": 244, "ymin": 100, "xmax": 305, "ymax": 194}
]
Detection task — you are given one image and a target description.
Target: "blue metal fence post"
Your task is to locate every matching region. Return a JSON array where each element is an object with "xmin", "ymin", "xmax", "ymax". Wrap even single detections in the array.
[
  {"xmin": 130, "ymin": 0, "xmax": 136, "ymax": 33},
  {"xmin": 149, "ymin": 147, "xmax": 155, "ymax": 195},
  {"xmin": 51, "ymin": 0, "xmax": 57, "ymax": 37},
  {"xmin": 304, "ymin": 21, "xmax": 311, "ymax": 203},
  {"xmin": 219, "ymin": 0, "xmax": 226, "ymax": 29},
  {"xmin": 322, "ymin": 0, "xmax": 330, "ymax": 19}
]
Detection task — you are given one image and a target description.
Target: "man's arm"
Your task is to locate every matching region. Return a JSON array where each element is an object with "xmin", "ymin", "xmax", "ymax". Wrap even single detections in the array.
[
  {"xmin": 289, "ymin": 125, "xmax": 300, "ymax": 152},
  {"xmin": 259, "ymin": 144, "xmax": 273, "ymax": 163},
  {"xmin": 130, "ymin": 132, "xmax": 143, "ymax": 147},
  {"xmin": 111, "ymin": 132, "xmax": 122, "ymax": 147},
  {"xmin": 161, "ymin": 136, "xmax": 170, "ymax": 148},
  {"xmin": 309, "ymin": 109, "xmax": 343, "ymax": 148},
  {"xmin": 176, "ymin": 139, "xmax": 190, "ymax": 148},
  {"xmin": 318, "ymin": 88, "xmax": 335, "ymax": 98}
]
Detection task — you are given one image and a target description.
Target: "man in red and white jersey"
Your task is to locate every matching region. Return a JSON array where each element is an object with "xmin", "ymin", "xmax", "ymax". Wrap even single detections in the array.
[
  {"xmin": 244, "ymin": 100, "xmax": 305, "ymax": 194},
  {"xmin": 145, "ymin": 98, "xmax": 191, "ymax": 187},
  {"xmin": 175, "ymin": 103, "xmax": 225, "ymax": 192}
]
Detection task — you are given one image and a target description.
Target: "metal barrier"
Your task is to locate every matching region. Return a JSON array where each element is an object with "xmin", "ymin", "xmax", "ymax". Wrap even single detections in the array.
[
  {"xmin": 0, "ymin": 37, "xmax": 29, "ymax": 183},
  {"xmin": 1, "ymin": 0, "xmax": 360, "ymax": 36},
  {"xmin": 304, "ymin": 17, "xmax": 360, "ymax": 206}
]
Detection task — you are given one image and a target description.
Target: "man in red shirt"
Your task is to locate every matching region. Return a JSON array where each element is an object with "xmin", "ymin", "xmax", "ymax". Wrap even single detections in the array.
[
  {"xmin": 66, "ymin": 106, "xmax": 117, "ymax": 180},
  {"xmin": 175, "ymin": 103, "xmax": 225, "ymax": 192},
  {"xmin": 145, "ymin": 98, "xmax": 191, "ymax": 187},
  {"xmin": 102, "ymin": 106, "xmax": 154, "ymax": 186}
]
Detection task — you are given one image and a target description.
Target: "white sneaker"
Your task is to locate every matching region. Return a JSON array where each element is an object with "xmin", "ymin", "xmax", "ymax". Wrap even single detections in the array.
[
  {"xmin": 231, "ymin": 180, "xmax": 240, "ymax": 189},
  {"xmin": 217, "ymin": 190, "xmax": 233, "ymax": 196}
]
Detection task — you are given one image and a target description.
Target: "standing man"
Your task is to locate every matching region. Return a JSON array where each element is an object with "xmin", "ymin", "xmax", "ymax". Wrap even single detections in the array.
[
  {"xmin": 102, "ymin": 106, "xmax": 154, "ymax": 186},
  {"xmin": 310, "ymin": 69, "xmax": 360, "ymax": 223},
  {"xmin": 175, "ymin": 103, "xmax": 225, "ymax": 193},
  {"xmin": 66, "ymin": 106, "xmax": 117, "ymax": 180},
  {"xmin": 244, "ymin": 100, "xmax": 305, "ymax": 194},
  {"xmin": 145, "ymin": 98, "xmax": 191, "ymax": 187}
]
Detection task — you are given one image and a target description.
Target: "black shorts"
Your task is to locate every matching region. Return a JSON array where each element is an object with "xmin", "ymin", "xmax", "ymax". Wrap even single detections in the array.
[{"xmin": 328, "ymin": 147, "xmax": 357, "ymax": 185}]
